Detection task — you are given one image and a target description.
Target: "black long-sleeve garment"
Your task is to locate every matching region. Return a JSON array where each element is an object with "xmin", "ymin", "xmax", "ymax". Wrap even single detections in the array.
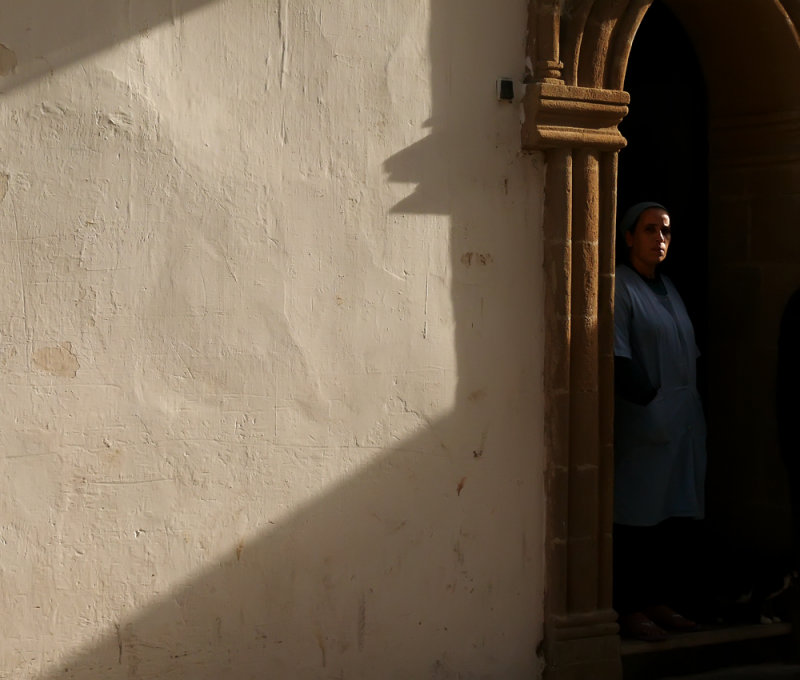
[
  {"xmin": 615, "ymin": 357, "xmax": 658, "ymax": 406},
  {"xmin": 777, "ymin": 288, "xmax": 800, "ymax": 473}
]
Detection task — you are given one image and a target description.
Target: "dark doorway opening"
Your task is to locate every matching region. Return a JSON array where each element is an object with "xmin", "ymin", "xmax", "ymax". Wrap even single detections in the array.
[
  {"xmin": 618, "ymin": 0, "xmax": 709, "ymax": 370},
  {"xmin": 616, "ymin": 0, "xmax": 711, "ymax": 623},
  {"xmin": 615, "ymin": 3, "xmax": 797, "ymax": 675}
]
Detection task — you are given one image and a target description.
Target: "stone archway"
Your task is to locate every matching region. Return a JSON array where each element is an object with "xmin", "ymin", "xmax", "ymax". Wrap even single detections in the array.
[{"xmin": 524, "ymin": 2, "xmax": 800, "ymax": 678}]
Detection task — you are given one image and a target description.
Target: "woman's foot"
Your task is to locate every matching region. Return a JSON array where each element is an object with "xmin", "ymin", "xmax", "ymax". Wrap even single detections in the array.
[
  {"xmin": 619, "ymin": 612, "xmax": 668, "ymax": 642},
  {"xmin": 644, "ymin": 604, "xmax": 697, "ymax": 632}
]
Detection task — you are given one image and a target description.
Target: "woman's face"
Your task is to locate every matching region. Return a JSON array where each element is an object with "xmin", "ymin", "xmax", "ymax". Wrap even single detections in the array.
[{"xmin": 625, "ymin": 207, "xmax": 671, "ymax": 275}]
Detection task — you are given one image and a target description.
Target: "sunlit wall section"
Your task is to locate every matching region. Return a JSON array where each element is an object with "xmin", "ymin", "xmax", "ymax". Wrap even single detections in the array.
[{"xmin": 0, "ymin": 1, "xmax": 545, "ymax": 678}]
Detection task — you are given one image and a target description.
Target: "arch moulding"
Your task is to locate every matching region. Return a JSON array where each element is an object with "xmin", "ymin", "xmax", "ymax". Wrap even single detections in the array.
[{"xmin": 523, "ymin": 2, "xmax": 664, "ymax": 679}]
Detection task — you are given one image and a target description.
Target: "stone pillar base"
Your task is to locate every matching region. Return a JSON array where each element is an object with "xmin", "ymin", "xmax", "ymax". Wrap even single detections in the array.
[{"xmin": 544, "ymin": 633, "xmax": 621, "ymax": 680}]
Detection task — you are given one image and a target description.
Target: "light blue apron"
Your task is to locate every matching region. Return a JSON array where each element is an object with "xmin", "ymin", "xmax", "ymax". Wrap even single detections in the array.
[{"xmin": 614, "ymin": 265, "xmax": 707, "ymax": 526}]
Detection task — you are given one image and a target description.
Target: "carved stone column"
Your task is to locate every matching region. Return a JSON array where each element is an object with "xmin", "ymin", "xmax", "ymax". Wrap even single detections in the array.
[
  {"xmin": 526, "ymin": 0, "xmax": 800, "ymax": 677},
  {"xmin": 525, "ymin": 81, "xmax": 629, "ymax": 680}
]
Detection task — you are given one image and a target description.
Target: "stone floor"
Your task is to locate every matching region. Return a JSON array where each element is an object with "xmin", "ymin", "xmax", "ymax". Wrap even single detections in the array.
[
  {"xmin": 622, "ymin": 621, "xmax": 799, "ymax": 679},
  {"xmin": 663, "ymin": 665, "xmax": 800, "ymax": 679}
]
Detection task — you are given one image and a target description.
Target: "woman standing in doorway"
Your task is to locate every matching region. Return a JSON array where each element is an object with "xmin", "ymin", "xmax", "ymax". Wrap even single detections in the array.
[{"xmin": 613, "ymin": 202, "xmax": 707, "ymax": 641}]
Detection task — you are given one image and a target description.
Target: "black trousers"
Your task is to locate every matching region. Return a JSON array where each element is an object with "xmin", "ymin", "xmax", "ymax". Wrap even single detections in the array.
[{"xmin": 613, "ymin": 517, "xmax": 703, "ymax": 616}]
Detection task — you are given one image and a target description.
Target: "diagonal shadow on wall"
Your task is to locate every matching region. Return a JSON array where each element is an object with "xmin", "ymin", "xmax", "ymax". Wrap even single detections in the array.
[
  {"xmin": 0, "ymin": 0, "xmax": 220, "ymax": 93},
  {"xmin": 6, "ymin": 1, "xmax": 545, "ymax": 678}
]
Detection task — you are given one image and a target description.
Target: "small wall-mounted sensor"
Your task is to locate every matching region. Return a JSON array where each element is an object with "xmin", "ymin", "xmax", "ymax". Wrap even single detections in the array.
[{"xmin": 497, "ymin": 77, "xmax": 515, "ymax": 102}]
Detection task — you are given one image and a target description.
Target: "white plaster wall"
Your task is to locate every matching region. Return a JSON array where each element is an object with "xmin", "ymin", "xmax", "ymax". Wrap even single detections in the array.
[{"xmin": 0, "ymin": 1, "xmax": 546, "ymax": 678}]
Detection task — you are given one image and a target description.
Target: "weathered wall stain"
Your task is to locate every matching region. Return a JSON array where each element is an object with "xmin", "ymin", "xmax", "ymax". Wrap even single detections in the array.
[
  {"xmin": 0, "ymin": 173, "xmax": 9, "ymax": 204},
  {"xmin": 357, "ymin": 592, "xmax": 366, "ymax": 651},
  {"xmin": 472, "ymin": 430, "xmax": 488, "ymax": 458},
  {"xmin": 0, "ymin": 44, "xmax": 17, "ymax": 76},
  {"xmin": 114, "ymin": 623, "xmax": 122, "ymax": 665},
  {"xmin": 315, "ymin": 628, "xmax": 326, "ymax": 668},
  {"xmin": 32, "ymin": 342, "xmax": 79, "ymax": 378},
  {"xmin": 460, "ymin": 252, "xmax": 494, "ymax": 267}
]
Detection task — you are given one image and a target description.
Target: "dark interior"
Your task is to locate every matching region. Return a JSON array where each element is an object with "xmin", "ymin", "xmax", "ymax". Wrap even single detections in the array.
[
  {"xmin": 618, "ymin": 0, "xmax": 709, "ymax": 363},
  {"xmin": 616, "ymin": 0, "xmax": 795, "ymax": 638}
]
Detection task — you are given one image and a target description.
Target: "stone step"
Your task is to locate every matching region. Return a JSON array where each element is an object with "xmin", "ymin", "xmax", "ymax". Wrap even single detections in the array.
[{"xmin": 622, "ymin": 623, "xmax": 797, "ymax": 679}]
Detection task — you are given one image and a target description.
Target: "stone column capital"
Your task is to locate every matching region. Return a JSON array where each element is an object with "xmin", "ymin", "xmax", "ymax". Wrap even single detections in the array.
[{"xmin": 523, "ymin": 82, "xmax": 630, "ymax": 151}]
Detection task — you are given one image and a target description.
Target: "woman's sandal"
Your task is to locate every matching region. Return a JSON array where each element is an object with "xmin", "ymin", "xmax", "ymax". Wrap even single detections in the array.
[
  {"xmin": 619, "ymin": 612, "xmax": 668, "ymax": 642},
  {"xmin": 644, "ymin": 604, "xmax": 697, "ymax": 632}
]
